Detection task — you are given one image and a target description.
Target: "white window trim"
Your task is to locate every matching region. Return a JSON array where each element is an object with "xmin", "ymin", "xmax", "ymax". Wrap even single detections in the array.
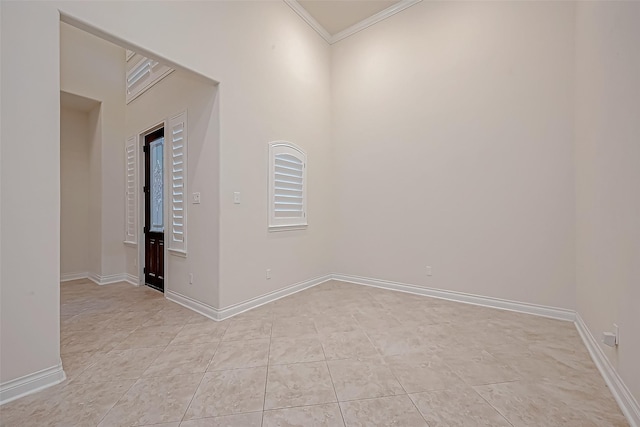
[{"xmin": 268, "ymin": 141, "xmax": 307, "ymax": 231}]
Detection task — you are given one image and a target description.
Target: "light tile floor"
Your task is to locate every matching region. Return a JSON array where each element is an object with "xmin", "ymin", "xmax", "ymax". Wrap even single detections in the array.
[{"xmin": 0, "ymin": 279, "xmax": 629, "ymax": 426}]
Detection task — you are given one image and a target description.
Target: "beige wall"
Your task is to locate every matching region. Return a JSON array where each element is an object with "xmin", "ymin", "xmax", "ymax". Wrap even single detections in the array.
[
  {"xmin": 59, "ymin": 2, "xmax": 334, "ymax": 309},
  {"xmin": 87, "ymin": 104, "xmax": 102, "ymax": 276},
  {"xmin": 125, "ymin": 70, "xmax": 219, "ymax": 307},
  {"xmin": 2, "ymin": 0, "xmax": 638, "ymax": 408},
  {"xmin": 331, "ymin": 1, "xmax": 577, "ymax": 309},
  {"xmin": 60, "ymin": 22, "xmax": 126, "ymax": 280},
  {"xmin": 60, "ymin": 106, "xmax": 91, "ymax": 277},
  {"xmin": 575, "ymin": 1, "xmax": 640, "ymax": 401},
  {"xmin": 1, "ymin": 0, "xmax": 332, "ymax": 384},
  {"xmin": 1, "ymin": 0, "xmax": 61, "ymax": 385}
]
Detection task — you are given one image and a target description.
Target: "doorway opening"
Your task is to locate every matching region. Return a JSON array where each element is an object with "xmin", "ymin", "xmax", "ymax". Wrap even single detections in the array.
[{"xmin": 143, "ymin": 127, "xmax": 165, "ymax": 292}]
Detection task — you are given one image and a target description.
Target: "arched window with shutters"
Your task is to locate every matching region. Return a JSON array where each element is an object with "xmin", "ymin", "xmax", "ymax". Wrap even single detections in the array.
[{"xmin": 268, "ymin": 141, "xmax": 307, "ymax": 230}]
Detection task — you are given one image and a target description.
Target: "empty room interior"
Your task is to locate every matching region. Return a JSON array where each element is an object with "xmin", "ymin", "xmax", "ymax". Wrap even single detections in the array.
[{"xmin": 0, "ymin": 0, "xmax": 639, "ymax": 426}]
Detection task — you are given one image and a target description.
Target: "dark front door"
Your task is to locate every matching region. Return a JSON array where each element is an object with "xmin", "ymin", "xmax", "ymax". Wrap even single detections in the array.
[{"xmin": 144, "ymin": 128, "xmax": 165, "ymax": 292}]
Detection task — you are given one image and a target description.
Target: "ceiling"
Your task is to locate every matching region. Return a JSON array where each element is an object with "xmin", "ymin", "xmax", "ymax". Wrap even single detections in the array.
[
  {"xmin": 286, "ymin": 0, "xmax": 420, "ymax": 44},
  {"xmin": 299, "ymin": 1, "xmax": 399, "ymax": 35}
]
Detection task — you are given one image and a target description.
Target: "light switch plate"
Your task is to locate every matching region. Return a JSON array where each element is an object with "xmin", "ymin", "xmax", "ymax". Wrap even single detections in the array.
[
  {"xmin": 234, "ymin": 192, "xmax": 241, "ymax": 204},
  {"xmin": 193, "ymin": 192, "xmax": 201, "ymax": 204}
]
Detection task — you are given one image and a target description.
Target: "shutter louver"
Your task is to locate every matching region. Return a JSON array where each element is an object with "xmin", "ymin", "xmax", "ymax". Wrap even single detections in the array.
[
  {"xmin": 168, "ymin": 111, "xmax": 188, "ymax": 254},
  {"xmin": 126, "ymin": 55, "xmax": 174, "ymax": 104},
  {"xmin": 124, "ymin": 136, "xmax": 137, "ymax": 244},
  {"xmin": 268, "ymin": 142, "xmax": 307, "ymax": 229},
  {"xmin": 274, "ymin": 154, "xmax": 304, "ymax": 218}
]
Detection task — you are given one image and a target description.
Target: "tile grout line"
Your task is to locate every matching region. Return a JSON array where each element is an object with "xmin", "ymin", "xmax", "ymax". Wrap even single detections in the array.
[
  {"xmin": 318, "ymin": 330, "xmax": 347, "ymax": 427},
  {"xmin": 94, "ymin": 379, "xmax": 140, "ymax": 426},
  {"xmin": 178, "ymin": 322, "xmax": 229, "ymax": 423},
  {"xmin": 378, "ymin": 346, "xmax": 433, "ymax": 426},
  {"xmin": 260, "ymin": 318, "xmax": 274, "ymax": 426},
  {"xmin": 471, "ymin": 385, "xmax": 516, "ymax": 427}
]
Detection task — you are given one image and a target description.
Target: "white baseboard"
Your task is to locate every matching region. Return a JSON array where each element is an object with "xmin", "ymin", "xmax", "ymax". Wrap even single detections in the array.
[
  {"xmin": 217, "ymin": 274, "xmax": 333, "ymax": 320},
  {"xmin": 575, "ymin": 313, "xmax": 640, "ymax": 427},
  {"xmin": 87, "ymin": 272, "xmax": 132, "ymax": 286},
  {"xmin": 125, "ymin": 273, "xmax": 139, "ymax": 286},
  {"xmin": 332, "ymin": 273, "xmax": 576, "ymax": 321},
  {"xmin": 63, "ymin": 272, "xmax": 135, "ymax": 286},
  {"xmin": 0, "ymin": 361, "xmax": 66, "ymax": 405},
  {"xmin": 166, "ymin": 274, "xmax": 333, "ymax": 322},
  {"xmin": 60, "ymin": 272, "xmax": 89, "ymax": 282},
  {"xmin": 166, "ymin": 290, "xmax": 219, "ymax": 320}
]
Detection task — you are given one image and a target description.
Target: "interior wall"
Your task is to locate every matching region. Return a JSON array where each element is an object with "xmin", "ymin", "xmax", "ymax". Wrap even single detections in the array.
[
  {"xmin": 1, "ymin": 0, "xmax": 61, "ymax": 385},
  {"xmin": 1, "ymin": 0, "xmax": 332, "ymax": 384},
  {"xmin": 51, "ymin": 1, "xmax": 334, "ymax": 309},
  {"xmin": 574, "ymin": 1, "xmax": 640, "ymax": 401},
  {"xmin": 331, "ymin": 1, "xmax": 577, "ymax": 309},
  {"xmin": 60, "ymin": 106, "xmax": 91, "ymax": 277},
  {"xmin": 125, "ymin": 70, "xmax": 219, "ymax": 308},
  {"xmin": 87, "ymin": 104, "xmax": 102, "ymax": 277},
  {"xmin": 60, "ymin": 22, "xmax": 126, "ymax": 280}
]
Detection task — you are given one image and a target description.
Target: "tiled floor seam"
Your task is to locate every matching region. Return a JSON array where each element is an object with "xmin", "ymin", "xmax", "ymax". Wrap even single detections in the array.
[
  {"xmin": 319, "ymin": 333, "xmax": 347, "ymax": 427},
  {"xmin": 383, "ymin": 350, "xmax": 432, "ymax": 426},
  {"xmin": 470, "ymin": 385, "xmax": 516, "ymax": 427},
  {"xmin": 179, "ymin": 332, "xmax": 223, "ymax": 423},
  {"xmin": 95, "ymin": 377, "xmax": 139, "ymax": 426},
  {"xmin": 178, "ymin": 372, "xmax": 208, "ymax": 424},
  {"xmin": 260, "ymin": 319, "xmax": 274, "ymax": 427}
]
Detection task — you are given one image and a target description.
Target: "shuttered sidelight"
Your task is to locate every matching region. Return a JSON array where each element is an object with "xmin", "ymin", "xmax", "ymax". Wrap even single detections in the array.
[
  {"xmin": 124, "ymin": 135, "xmax": 138, "ymax": 244},
  {"xmin": 168, "ymin": 111, "xmax": 188, "ymax": 254}
]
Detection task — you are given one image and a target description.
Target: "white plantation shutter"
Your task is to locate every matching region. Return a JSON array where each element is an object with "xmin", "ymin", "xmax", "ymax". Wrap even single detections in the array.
[
  {"xmin": 124, "ymin": 135, "xmax": 138, "ymax": 244},
  {"xmin": 126, "ymin": 56, "xmax": 174, "ymax": 104},
  {"xmin": 268, "ymin": 142, "xmax": 307, "ymax": 230},
  {"xmin": 168, "ymin": 111, "xmax": 188, "ymax": 254}
]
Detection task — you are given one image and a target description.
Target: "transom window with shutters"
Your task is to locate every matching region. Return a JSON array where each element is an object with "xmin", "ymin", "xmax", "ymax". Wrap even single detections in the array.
[
  {"xmin": 126, "ymin": 51, "xmax": 174, "ymax": 104},
  {"xmin": 268, "ymin": 141, "xmax": 307, "ymax": 230}
]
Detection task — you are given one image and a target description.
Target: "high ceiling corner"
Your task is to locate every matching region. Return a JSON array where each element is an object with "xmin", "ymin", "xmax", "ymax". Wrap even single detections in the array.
[{"xmin": 285, "ymin": 0, "xmax": 421, "ymax": 44}]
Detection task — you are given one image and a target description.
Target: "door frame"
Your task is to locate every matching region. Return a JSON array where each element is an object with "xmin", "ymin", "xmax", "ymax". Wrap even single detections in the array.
[{"xmin": 137, "ymin": 120, "xmax": 169, "ymax": 294}]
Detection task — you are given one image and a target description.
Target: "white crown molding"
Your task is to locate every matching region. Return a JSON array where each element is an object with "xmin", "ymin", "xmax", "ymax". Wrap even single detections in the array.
[
  {"xmin": 332, "ymin": 273, "xmax": 576, "ymax": 321},
  {"xmin": 284, "ymin": 0, "xmax": 332, "ymax": 43},
  {"xmin": 285, "ymin": 0, "xmax": 421, "ymax": 45},
  {"xmin": 331, "ymin": 0, "xmax": 421, "ymax": 44},
  {"xmin": 0, "ymin": 361, "xmax": 66, "ymax": 405},
  {"xmin": 60, "ymin": 272, "xmax": 89, "ymax": 282},
  {"xmin": 575, "ymin": 313, "xmax": 640, "ymax": 427}
]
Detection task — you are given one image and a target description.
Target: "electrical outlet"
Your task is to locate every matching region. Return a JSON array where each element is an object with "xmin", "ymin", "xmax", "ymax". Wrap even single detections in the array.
[
  {"xmin": 426, "ymin": 266, "xmax": 433, "ymax": 276},
  {"xmin": 614, "ymin": 323, "xmax": 619, "ymax": 345},
  {"xmin": 189, "ymin": 273, "xmax": 194, "ymax": 285},
  {"xmin": 266, "ymin": 269, "xmax": 271, "ymax": 280}
]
